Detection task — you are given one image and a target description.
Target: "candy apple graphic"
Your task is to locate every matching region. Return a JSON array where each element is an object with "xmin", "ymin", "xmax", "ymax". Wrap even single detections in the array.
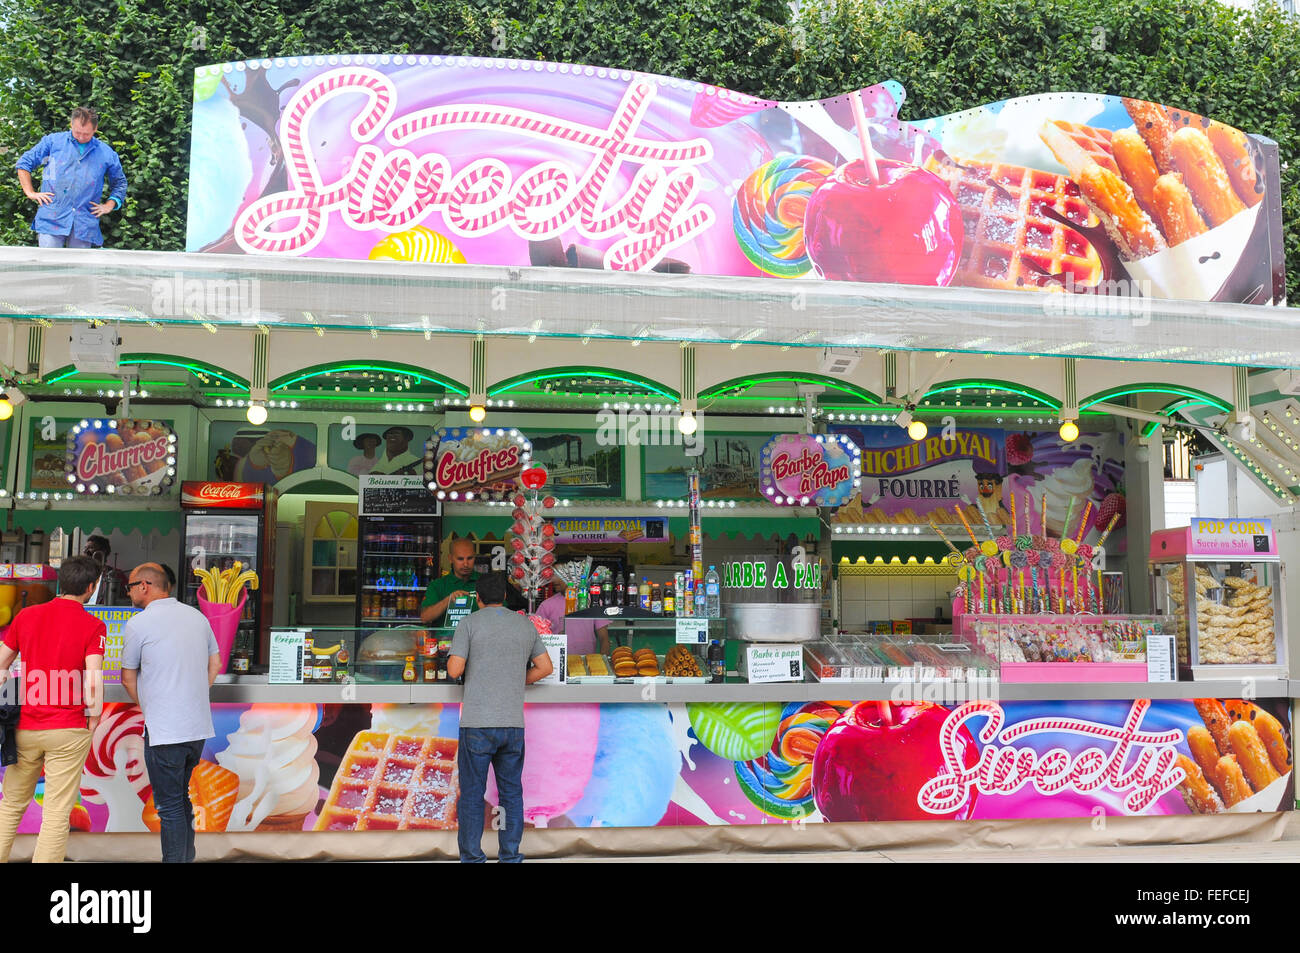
[
  {"xmin": 803, "ymin": 159, "xmax": 964, "ymax": 286},
  {"xmin": 812, "ymin": 700, "xmax": 980, "ymax": 821}
]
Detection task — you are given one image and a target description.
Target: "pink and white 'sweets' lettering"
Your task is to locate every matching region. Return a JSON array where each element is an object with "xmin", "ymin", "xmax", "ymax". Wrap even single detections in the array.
[
  {"xmin": 918, "ymin": 700, "xmax": 1186, "ymax": 815},
  {"xmin": 236, "ymin": 69, "xmax": 715, "ymax": 270}
]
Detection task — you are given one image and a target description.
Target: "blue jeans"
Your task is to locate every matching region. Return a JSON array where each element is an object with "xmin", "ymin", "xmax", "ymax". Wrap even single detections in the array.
[
  {"xmin": 37, "ymin": 232, "xmax": 94, "ymax": 248},
  {"xmin": 457, "ymin": 727, "xmax": 525, "ymax": 863},
  {"xmin": 143, "ymin": 737, "xmax": 204, "ymax": 863}
]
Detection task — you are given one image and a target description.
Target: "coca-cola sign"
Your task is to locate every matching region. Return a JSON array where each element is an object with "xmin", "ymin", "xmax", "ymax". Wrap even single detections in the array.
[
  {"xmin": 66, "ymin": 419, "xmax": 177, "ymax": 496},
  {"xmin": 181, "ymin": 481, "xmax": 266, "ymax": 509},
  {"xmin": 424, "ymin": 428, "xmax": 531, "ymax": 501}
]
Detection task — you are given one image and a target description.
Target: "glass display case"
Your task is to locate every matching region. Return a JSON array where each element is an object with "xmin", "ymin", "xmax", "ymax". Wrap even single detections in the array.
[
  {"xmin": 807, "ymin": 634, "xmax": 999, "ymax": 682},
  {"xmin": 270, "ymin": 626, "xmax": 456, "ymax": 684},
  {"xmin": 562, "ymin": 612, "xmax": 725, "ymax": 684},
  {"xmin": 1149, "ymin": 522, "xmax": 1287, "ymax": 680},
  {"xmin": 958, "ymin": 613, "xmax": 1159, "ymax": 679}
]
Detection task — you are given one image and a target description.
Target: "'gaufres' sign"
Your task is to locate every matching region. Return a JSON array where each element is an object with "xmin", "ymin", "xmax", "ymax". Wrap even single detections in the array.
[
  {"xmin": 66, "ymin": 419, "xmax": 178, "ymax": 496},
  {"xmin": 424, "ymin": 427, "xmax": 531, "ymax": 500}
]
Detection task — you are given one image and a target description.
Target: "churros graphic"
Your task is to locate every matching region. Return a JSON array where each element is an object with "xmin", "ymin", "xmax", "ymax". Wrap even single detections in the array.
[
  {"xmin": 1039, "ymin": 102, "xmax": 1260, "ymax": 256},
  {"xmin": 1212, "ymin": 756, "xmax": 1253, "ymax": 808},
  {"xmin": 1168, "ymin": 126, "xmax": 1245, "ymax": 227},
  {"xmin": 1124, "ymin": 99, "xmax": 1177, "ymax": 173},
  {"xmin": 1151, "ymin": 173, "xmax": 1207, "ymax": 245},
  {"xmin": 1176, "ymin": 755, "xmax": 1223, "ymax": 814},
  {"xmin": 1205, "ymin": 120, "xmax": 1261, "ymax": 207},
  {"xmin": 1181, "ymin": 699, "xmax": 1291, "ymax": 813},
  {"xmin": 1110, "ymin": 129, "xmax": 1161, "ymax": 219},
  {"xmin": 1228, "ymin": 719, "xmax": 1280, "ymax": 791}
]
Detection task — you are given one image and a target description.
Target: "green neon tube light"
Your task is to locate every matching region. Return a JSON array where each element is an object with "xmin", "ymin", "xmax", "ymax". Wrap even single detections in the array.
[{"xmin": 275, "ymin": 365, "xmax": 468, "ymax": 395}]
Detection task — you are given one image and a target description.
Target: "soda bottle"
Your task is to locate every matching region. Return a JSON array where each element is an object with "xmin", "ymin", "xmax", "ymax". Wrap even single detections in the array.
[
  {"xmin": 705, "ymin": 565, "xmax": 721, "ymax": 618},
  {"xmin": 639, "ymin": 577, "xmax": 650, "ymax": 611},
  {"xmin": 650, "ymin": 582, "xmax": 662, "ymax": 616},
  {"xmin": 577, "ymin": 586, "xmax": 588, "ymax": 612},
  {"xmin": 615, "ymin": 571, "xmax": 625, "ymax": 605},
  {"xmin": 602, "ymin": 577, "xmax": 613, "ymax": 606},
  {"xmin": 565, "ymin": 585, "xmax": 577, "ymax": 614},
  {"xmin": 708, "ymin": 640, "xmax": 724, "ymax": 683},
  {"xmin": 663, "ymin": 583, "xmax": 675, "ymax": 616},
  {"xmin": 589, "ymin": 580, "xmax": 602, "ymax": 609}
]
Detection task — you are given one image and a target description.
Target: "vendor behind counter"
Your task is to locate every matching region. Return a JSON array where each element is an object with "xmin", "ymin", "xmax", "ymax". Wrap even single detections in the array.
[
  {"xmin": 420, "ymin": 538, "xmax": 479, "ymax": 628},
  {"xmin": 534, "ymin": 583, "xmax": 609, "ymax": 656}
]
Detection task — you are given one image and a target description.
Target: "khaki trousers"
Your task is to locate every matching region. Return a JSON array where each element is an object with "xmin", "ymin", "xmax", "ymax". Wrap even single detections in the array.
[{"xmin": 0, "ymin": 727, "xmax": 93, "ymax": 863}]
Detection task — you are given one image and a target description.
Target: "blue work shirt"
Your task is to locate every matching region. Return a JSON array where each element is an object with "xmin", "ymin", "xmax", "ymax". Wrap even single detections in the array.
[{"xmin": 15, "ymin": 132, "xmax": 128, "ymax": 246}]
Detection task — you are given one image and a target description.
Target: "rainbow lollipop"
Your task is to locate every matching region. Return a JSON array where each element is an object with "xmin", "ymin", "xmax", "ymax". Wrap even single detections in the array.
[{"xmin": 733, "ymin": 156, "xmax": 834, "ymax": 277}]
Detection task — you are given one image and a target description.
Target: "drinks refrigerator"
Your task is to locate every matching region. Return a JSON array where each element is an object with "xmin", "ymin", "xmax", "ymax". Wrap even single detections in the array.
[
  {"xmin": 180, "ymin": 481, "xmax": 276, "ymax": 663},
  {"xmin": 355, "ymin": 476, "xmax": 443, "ymax": 629},
  {"xmin": 355, "ymin": 516, "xmax": 442, "ymax": 628}
]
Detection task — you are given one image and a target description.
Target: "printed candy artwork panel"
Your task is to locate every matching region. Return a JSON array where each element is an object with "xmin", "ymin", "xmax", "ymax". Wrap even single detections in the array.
[{"xmin": 188, "ymin": 57, "xmax": 1284, "ymax": 304}]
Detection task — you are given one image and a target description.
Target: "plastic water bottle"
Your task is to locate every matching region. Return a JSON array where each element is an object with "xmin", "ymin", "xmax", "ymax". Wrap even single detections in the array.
[{"xmin": 705, "ymin": 565, "xmax": 720, "ymax": 618}]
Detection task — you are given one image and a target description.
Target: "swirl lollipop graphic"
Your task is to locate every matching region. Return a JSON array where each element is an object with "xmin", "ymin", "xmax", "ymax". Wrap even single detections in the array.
[{"xmin": 733, "ymin": 156, "xmax": 834, "ymax": 277}]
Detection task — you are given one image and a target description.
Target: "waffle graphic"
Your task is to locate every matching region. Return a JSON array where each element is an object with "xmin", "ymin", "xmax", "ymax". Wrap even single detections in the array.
[
  {"xmin": 932, "ymin": 159, "xmax": 1104, "ymax": 292},
  {"xmin": 314, "ymin": 731, "xmax": 460, "ymax": 831}
]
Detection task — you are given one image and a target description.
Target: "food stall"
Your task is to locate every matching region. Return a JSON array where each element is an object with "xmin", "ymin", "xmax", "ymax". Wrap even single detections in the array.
[{"xmin": 0, "ymin": 53, "xmax": 1295, "ymax": 858}]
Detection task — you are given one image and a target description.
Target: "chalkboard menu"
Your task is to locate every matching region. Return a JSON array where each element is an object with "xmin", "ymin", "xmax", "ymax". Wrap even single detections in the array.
[{"xmin": 359, "ymin": 474, "xmax": 443, "ymax": 516}]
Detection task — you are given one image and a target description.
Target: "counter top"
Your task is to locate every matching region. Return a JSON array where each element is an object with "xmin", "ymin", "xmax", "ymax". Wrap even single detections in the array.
[{"xmin": 103, "ymin": 677, "xmax": 1299, "ymax": 705}]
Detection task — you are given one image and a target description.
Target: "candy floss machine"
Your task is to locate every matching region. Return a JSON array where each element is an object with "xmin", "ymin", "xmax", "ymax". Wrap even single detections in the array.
[
  {"xmin": 720, "ymin": 554, "xmax": 825, "ymax": 642},
  {"xmin": 1149, "ymin": 519, "xmax": 1287, "ymax": 681}
]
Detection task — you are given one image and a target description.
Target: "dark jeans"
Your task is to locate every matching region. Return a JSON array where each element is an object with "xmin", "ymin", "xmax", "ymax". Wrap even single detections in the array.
[
  {"xmin": 457, "ymin": 727, "xmax": 525, "ymax": 863},
  {"xmin": 143, "ymin": 737, "xmax": 204, "ymax": 863}
]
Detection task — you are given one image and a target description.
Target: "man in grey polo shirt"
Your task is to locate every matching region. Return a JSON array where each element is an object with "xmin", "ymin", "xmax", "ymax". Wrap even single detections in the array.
[
  {"xmin": 120, "ymin": 563, "xmax": 221, "ymax": 863},
  {"xmin": 447, "ymin": 571, "xmax": 552, "ymax": 863}
]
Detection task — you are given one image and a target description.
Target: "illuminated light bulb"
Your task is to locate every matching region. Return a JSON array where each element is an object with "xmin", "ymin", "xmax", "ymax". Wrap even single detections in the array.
[
  {"xmin": 1059, "ymin": 419, "xmax": 1079, "ymax": 442},
  {"xmin": 246, "ymin": 401, "xmax": 268, "ymax": 426},
  {"xmin": 469, "ymin": 404, "xmax": 487, "ymax": 423},
  {"xmin": 907, "ymin": 418, "xmax": 928, "ymax": 441}
]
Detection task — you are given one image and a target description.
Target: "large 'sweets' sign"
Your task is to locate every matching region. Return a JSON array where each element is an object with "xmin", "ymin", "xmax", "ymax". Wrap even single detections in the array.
[
  {"xmin": 66, "ymin": 419, "xmax": 177, "ymax": 496},
  {"xmin": 424, "ymin": 427, "xmax": 531, "ymax": 500},
  {"xmin": 188, "ymin": 56, "xmax": 1284, "ymax": 304}
]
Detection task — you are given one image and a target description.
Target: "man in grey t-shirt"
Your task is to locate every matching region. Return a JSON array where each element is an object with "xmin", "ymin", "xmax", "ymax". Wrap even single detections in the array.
[
  {"xmin": 448, "ymin": 571, "xmax": 552, "ymax": 863},
  {"xmin": 121, "ymin": 563, "xmax": 221, "ymax": 863}
]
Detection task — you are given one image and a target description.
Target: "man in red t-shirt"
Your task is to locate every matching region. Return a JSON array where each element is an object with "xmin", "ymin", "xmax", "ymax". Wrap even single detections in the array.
[{"xmin": 0, "ymin": 556, "xmax": 105, "ymax": 863}]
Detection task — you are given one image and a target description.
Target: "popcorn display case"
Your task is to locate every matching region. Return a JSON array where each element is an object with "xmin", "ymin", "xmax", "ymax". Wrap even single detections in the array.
[{"xmin": 1149, "ymin": 519, "xmax": 1287, "ymax": 680}]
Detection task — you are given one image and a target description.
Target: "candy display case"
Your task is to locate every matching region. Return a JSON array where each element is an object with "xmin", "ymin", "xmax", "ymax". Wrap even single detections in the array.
[
  {"xmin": 807, "ymin": 634, "xmax": 999, "ymax": 682},
  {"xmin": 958, "ymin": 614, "xmax": 1159, "ymax": 682},
  {"xmin": 1149, "ymin": 520, "xmax": 1287, "ymax": 681}
]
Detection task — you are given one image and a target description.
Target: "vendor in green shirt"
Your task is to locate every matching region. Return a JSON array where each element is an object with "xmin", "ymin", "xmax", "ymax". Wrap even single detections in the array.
[{"xmin": 420, "ymin": 537, "xmax": 480, "ymax": 628}]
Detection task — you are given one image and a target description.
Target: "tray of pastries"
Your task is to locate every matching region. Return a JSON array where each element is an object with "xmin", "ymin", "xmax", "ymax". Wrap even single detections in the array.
[
  {"xmin": 664, "ymin": 645, "xmax": 708, "ymax": 683},
  {"xmin": 565, "ymin": 652, "xmax": 614, "ymax": 683}
]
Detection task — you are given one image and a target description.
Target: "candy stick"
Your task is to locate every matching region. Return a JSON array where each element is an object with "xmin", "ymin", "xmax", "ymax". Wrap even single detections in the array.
[
  {"xmin": 1094, "ymin": 513, "xmax": 1121, "ymax": 552},
  {"xmin": 1058, "ymin": 568, "xmax": 1065, "ymax": 614},
  {"xmin": 1041, "ymin": 492, "xmax": 1048, "ymax": 537},
  {"xmin": 928, "ymin": 518, "xmax": 964, "ymax": 559},
  {"xmin": 1073, "ymin": 500, "xmax": 1094, "ymax": 543},
  {"xmin": 1097, "ymin": 570, "xmax": 1104, "ymax": 613},
  {"xmin": 953, "ymin": 506, "xmax": 981, "ymax": 550},
  {"xmin": 971, "ymin": 496, "xmax": 997, "ymax": 542},
  {"xmin": 850, "ymin": 90, "xmax": 881, "ymax": 184},
  {"xmin": 1062, "ymin": 497, "xmax": 1076, "ymax": 542},
  {"xmin": 1009, "ymin": 488, "xmax": 1017, "ymax": 538}
]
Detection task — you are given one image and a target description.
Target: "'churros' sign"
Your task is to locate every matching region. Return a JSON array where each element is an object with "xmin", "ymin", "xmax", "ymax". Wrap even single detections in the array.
[{"xmin": 66, "ymin": 419, "xmax": 179, "ymax": 496}]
